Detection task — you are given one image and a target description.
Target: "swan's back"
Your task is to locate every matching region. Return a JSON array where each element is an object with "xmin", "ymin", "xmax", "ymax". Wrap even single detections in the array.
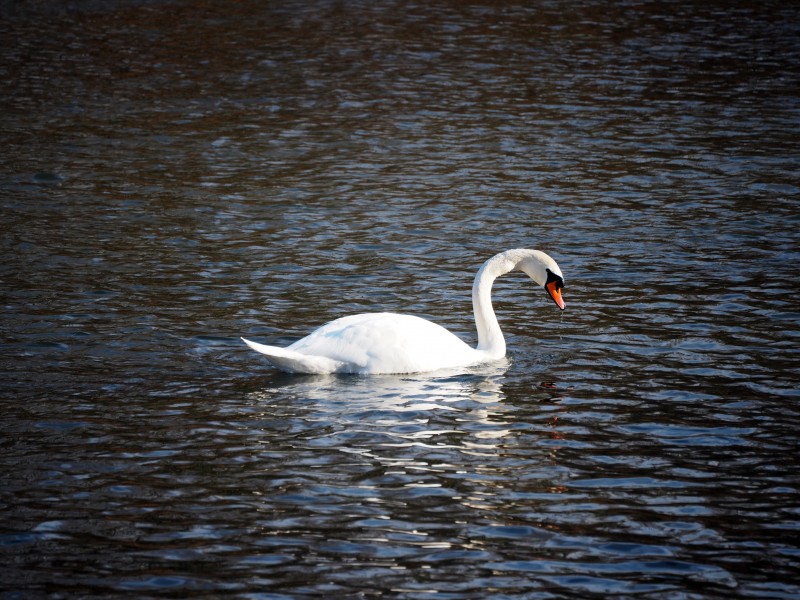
[{"xmin": 288, "ymin": 312, "xmax": 482, "ymax": 374}]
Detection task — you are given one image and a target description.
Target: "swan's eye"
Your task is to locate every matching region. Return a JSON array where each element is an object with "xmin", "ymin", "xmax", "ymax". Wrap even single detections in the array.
[{"xmin": 545, "ymin": 269, "xmax": 564, "ymax": 291}]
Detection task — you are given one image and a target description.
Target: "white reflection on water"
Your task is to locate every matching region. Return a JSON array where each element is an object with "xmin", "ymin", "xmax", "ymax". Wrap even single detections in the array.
[
  {"xmin": 244, "ymin": 362, "xmax": 530, "ymax": 493},
  {"xmin": 247, "ymin": 361, "xmax": 510, "ymax": 434}
]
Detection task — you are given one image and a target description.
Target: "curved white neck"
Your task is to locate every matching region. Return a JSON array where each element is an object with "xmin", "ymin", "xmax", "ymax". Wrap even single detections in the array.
[{"xmin": 471, "ymin": 251, "xmax": 519, "ymax": 358}]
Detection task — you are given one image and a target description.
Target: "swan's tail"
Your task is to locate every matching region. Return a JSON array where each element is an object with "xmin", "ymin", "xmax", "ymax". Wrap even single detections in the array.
[{"xmin": 241, "ymin": 337, "xmax": 344, "ymax": 374}]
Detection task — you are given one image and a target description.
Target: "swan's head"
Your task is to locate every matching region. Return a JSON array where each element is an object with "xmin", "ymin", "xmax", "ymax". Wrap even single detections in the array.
[{"xmin": 517, "ymin": 250, "xmax": 566, "ymax": 310}]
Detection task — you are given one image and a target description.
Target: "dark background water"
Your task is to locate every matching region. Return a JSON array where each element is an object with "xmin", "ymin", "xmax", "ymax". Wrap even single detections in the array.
[{"xmin": 2, "ymin": 0, "xmax": 799, "ymax": 597}]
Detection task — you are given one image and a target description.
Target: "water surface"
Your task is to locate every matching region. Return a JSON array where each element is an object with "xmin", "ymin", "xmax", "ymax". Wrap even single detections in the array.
[{"xmin": 1, "ymin": 0, "xmax": 799, "ymax": 597}]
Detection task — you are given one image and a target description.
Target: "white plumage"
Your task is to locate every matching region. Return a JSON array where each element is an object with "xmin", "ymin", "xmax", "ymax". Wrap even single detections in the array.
[{"xmin": 242, "ymin": 249, "xmax": 565, "ymax": 375}]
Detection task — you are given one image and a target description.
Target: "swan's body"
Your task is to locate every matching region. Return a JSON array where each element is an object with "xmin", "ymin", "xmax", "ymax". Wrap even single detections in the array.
[{"xmin": 242, "ymin": 249, "xmax": 565, "ymax": 375}]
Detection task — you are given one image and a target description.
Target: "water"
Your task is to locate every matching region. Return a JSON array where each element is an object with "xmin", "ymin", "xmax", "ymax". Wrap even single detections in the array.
[{"xmin": 2, "ymin": 0, "xmax": 799, "ymax": 597}]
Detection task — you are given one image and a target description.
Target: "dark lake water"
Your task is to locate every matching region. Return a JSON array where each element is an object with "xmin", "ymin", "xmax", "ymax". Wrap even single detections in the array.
[{"xmin": 2, "ymin": 0, "xmax": 800, "ymax": 597}]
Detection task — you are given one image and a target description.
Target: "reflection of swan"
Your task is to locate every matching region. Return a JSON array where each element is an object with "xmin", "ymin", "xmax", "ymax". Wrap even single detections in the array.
[
  {"xmin": 242, "ymin": 249, "xmax": 565, "ymax": 375},
  {"xmin": 247, "ymin": 369, "xmax": 513, "ymax": 466},
  {"xmin": 250, "ymin": 365, "xmax": 508, "ymax": 410},
  {"xmin": 248, "ymin": 366, "xmax": 510, "ymax": 431}
]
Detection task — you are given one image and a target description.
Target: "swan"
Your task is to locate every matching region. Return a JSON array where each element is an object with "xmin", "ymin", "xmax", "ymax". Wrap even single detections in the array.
[{"xmin": 241, "ymin": 248, "xmax": 565, "ymax": 375}]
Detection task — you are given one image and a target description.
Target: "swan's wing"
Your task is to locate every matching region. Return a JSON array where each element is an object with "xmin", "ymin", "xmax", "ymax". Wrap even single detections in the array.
[
  {"xmin": 287, "ymin": 313, "xmax": 481, "ymax": 374},
  {"xmin": 241, "ymin": 337, "xmax": 345, "ymax": 374}
]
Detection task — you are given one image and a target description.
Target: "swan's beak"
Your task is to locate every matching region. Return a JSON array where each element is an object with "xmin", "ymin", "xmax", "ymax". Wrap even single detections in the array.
[{"xmin": 546, "ymin": 280, "xmax": 566, "ymax": 310}]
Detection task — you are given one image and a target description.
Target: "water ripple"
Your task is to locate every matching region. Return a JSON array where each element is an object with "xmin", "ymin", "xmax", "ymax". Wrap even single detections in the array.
[{"xmin": 2, "ymin": 0, "xmax": 800, "ymax": 597}]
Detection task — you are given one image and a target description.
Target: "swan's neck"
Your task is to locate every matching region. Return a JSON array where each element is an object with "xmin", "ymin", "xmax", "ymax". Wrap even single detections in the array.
[{"xmin": 472, "ymin": 251, "xmax": 520, "ymax": 359}]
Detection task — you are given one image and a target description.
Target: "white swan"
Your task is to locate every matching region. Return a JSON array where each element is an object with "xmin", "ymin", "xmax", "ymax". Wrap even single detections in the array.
[{"xmin": 242, "ymin": 249, "xmax": 565, "ymax": 375}]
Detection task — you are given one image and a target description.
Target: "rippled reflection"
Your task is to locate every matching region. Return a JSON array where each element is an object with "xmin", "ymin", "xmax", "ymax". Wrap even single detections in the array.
[{"xmin": 247, "ymin": 366, "xmax": 512, "ymax": 473}]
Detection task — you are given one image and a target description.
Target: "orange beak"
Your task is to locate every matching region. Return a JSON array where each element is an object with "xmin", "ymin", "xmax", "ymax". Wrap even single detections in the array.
[{"xmin": 546, "ymin": 280, "xmax": 566, "ymax": 310}]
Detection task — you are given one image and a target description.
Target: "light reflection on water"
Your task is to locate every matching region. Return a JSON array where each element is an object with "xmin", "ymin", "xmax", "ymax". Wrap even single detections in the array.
[{"xmin": 1, "ymin": 0, "xmax": 800, "ymax": 597}]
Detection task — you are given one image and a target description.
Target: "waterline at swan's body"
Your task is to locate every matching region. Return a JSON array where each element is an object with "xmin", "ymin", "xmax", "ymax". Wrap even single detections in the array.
[{"xmin": 242, "ymin": 249, "xmax": 565, "ymax": 375}]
